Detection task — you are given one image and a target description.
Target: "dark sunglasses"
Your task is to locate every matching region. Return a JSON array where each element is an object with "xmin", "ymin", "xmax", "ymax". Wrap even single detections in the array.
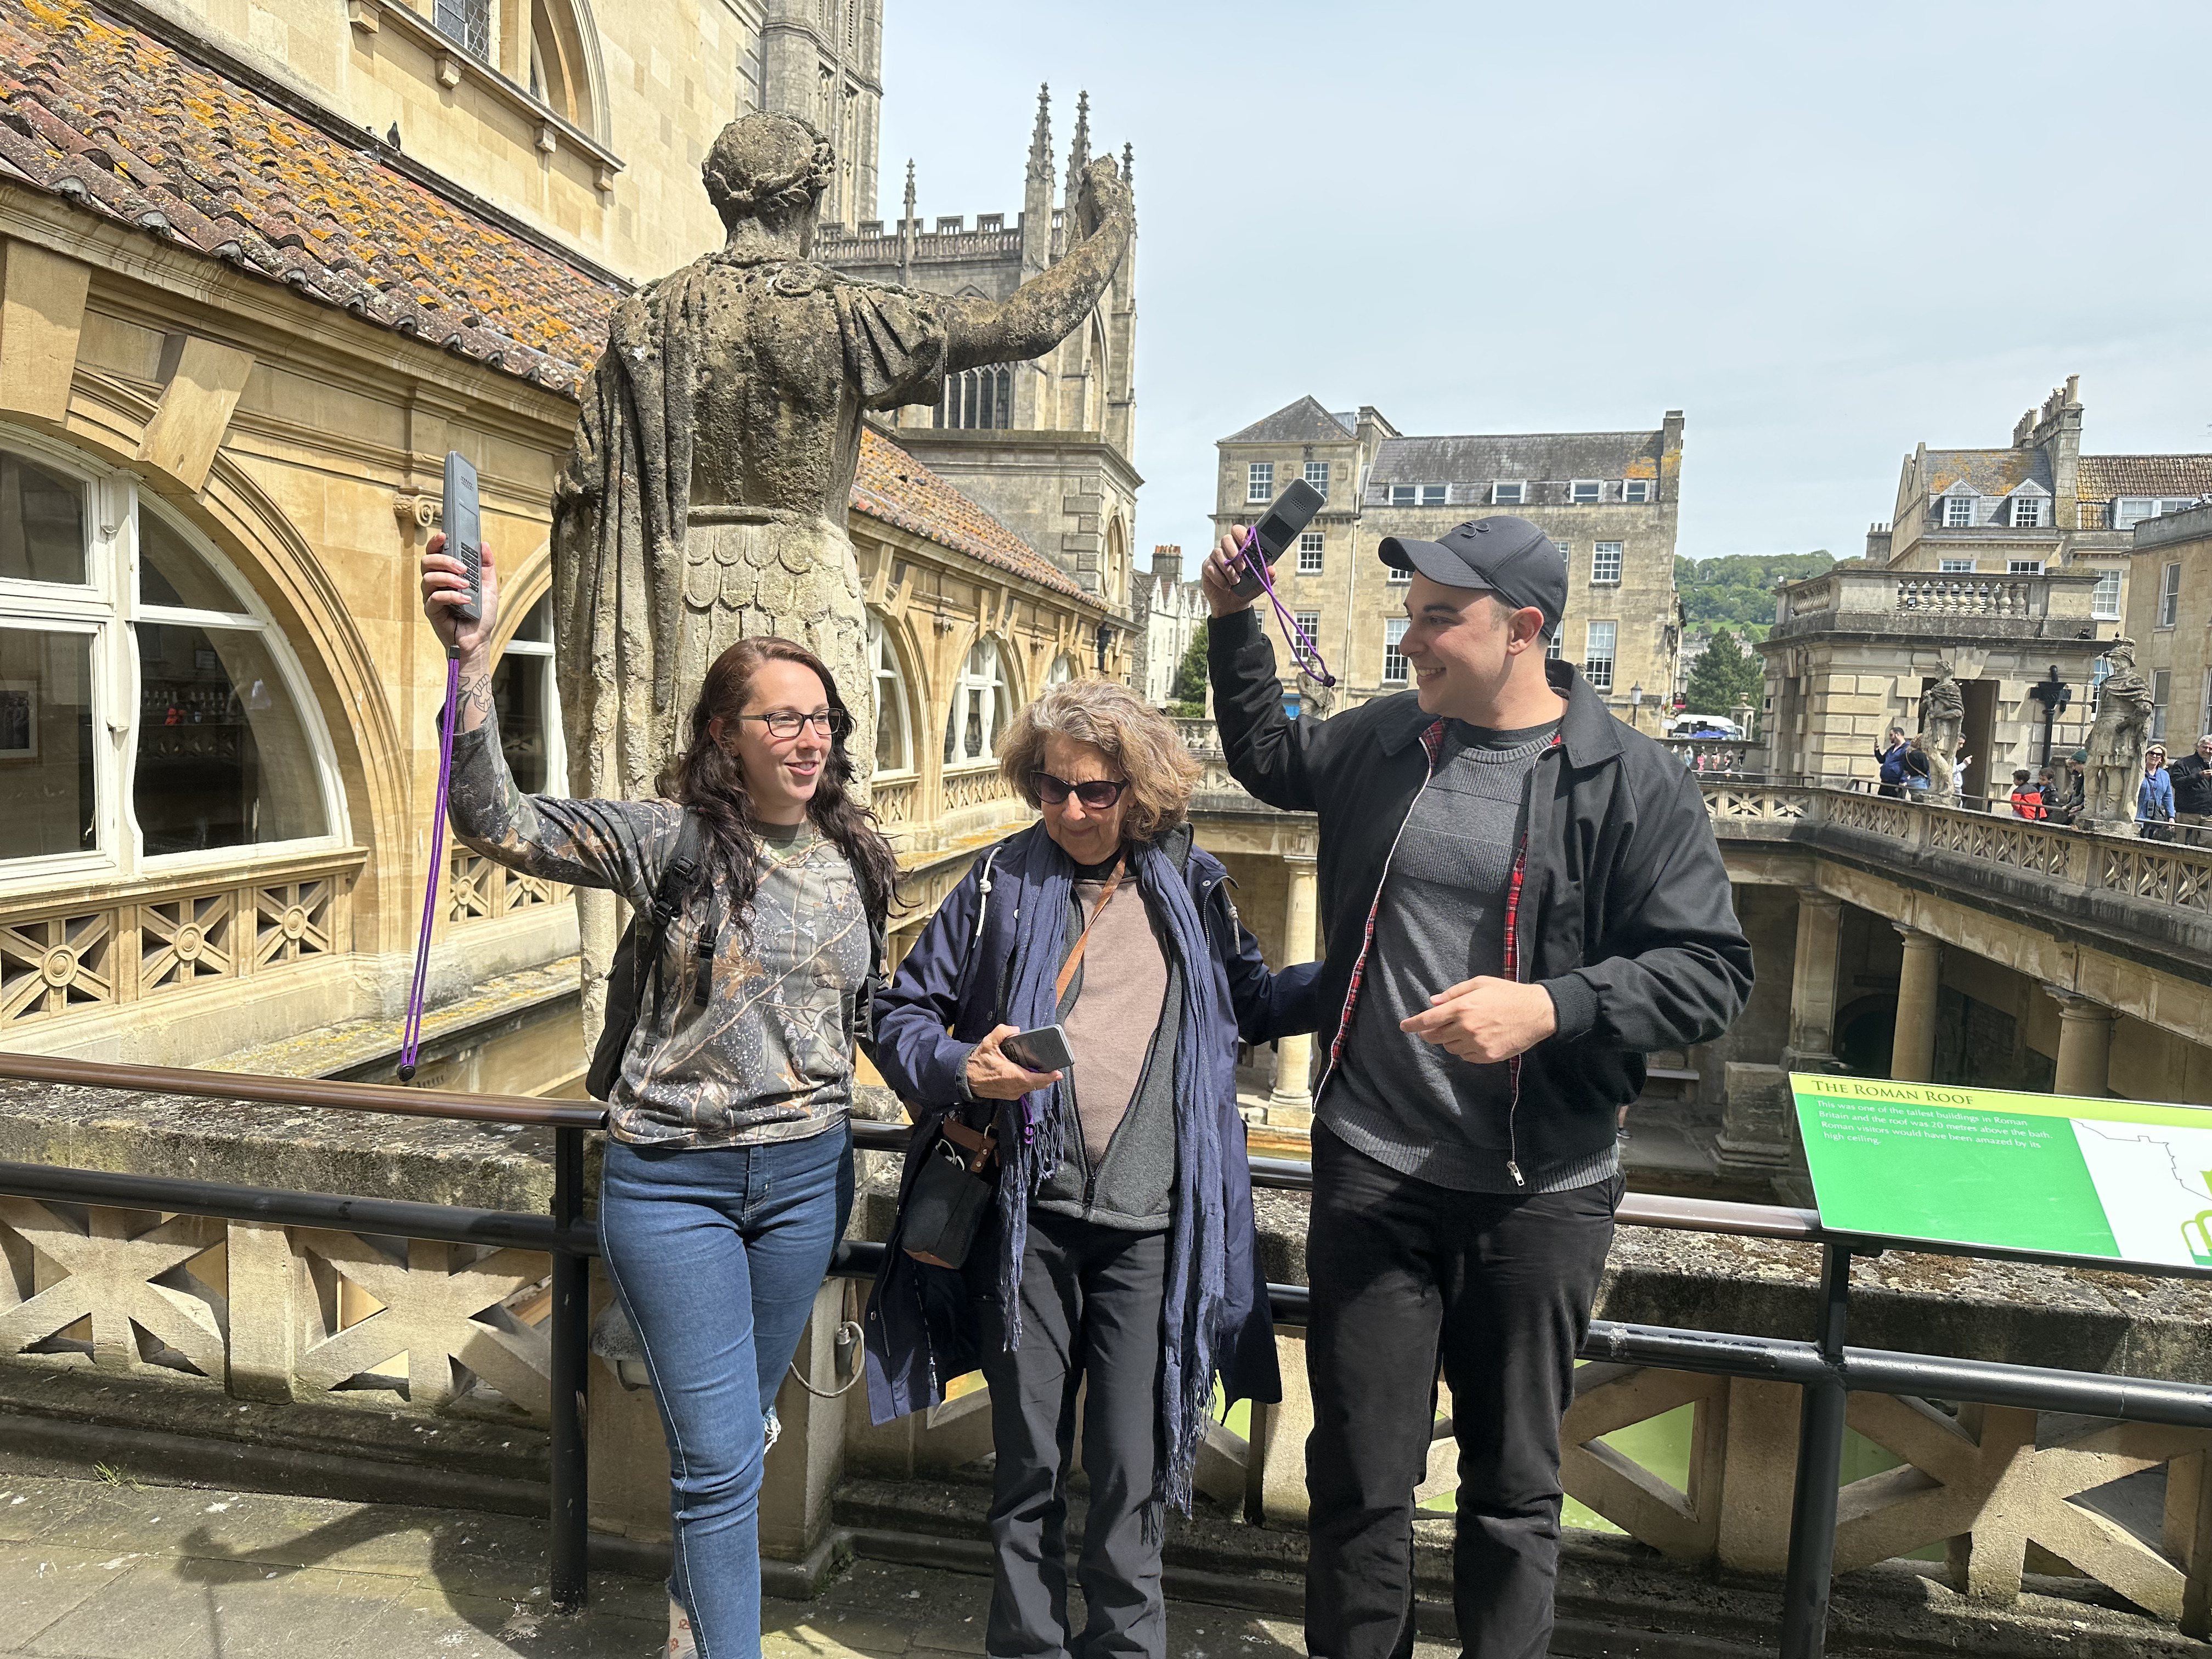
[{"xmin": 1030, "ymin": 771, "xmax": 1128, "ymax": 809}]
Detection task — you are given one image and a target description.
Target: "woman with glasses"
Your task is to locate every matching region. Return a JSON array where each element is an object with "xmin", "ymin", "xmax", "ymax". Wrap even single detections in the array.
[
  {"xmin": 421, "ymin": 534, "xmax": 896, "ymax": 1659},
  {"xmin": 864, "ymin": 677, "xmax": 1315, "ymax": 1659}
]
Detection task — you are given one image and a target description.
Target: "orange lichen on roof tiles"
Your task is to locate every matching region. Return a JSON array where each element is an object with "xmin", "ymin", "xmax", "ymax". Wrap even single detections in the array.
[
  {"xmin": 0, "ymin": 0, "xmax": 619, "ymax": 391},
  {"xmin": 852, "ymin": 428, "xmax": 1084, "ymax": 599},
  {"xmin": 2076, "ymin": 455, "xmax": 2212, "ymax": 502}
]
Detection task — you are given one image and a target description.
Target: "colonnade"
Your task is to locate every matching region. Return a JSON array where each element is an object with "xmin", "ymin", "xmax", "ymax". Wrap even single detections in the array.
[{"xmin": 1884, "ymin": 926, "xmax": 2115, "ymax": 1098}]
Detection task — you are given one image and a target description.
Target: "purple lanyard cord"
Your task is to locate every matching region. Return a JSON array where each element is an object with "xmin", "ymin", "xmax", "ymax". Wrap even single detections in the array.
[
  {"xmin": 397, "ymin": 651, "xmax": 461, "ymax": 1083},
  {"xmin": 1237, "ymin": 526, "xmax": 1336, "ymax": 689}
]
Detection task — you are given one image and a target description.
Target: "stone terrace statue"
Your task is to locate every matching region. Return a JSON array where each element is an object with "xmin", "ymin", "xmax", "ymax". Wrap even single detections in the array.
[
  {"xmin": 1917, "ymin": 664, "xmax": 1964, "ymax": 804},
  {"xmin": 2084, "ymin": 637, "xmax": 2154, "ymax": 828},
  {"xmin": 551, "ymin": 111, "xmax": 1134, "ymax": 807}
]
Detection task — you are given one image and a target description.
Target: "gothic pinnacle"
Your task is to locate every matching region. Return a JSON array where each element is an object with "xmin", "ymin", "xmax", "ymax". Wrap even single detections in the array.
[
  {"xmin": 1068, "ymin": 90, "xmax": 1090, "ymax": 178},
  {"xmin": 1028, "ymin": 83, "xmax": 1053, "ymax": 183}
]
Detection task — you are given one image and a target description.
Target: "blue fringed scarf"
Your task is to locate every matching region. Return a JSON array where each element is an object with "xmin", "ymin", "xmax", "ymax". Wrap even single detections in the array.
[{"xmin": 990, "ymin": 832, "xmax": 1231, "ymax": 1517}]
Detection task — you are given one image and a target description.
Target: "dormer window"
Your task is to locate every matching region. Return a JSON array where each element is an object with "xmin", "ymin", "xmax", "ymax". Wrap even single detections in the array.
[
  {"xmin": 2114, "ymin": 496, "xmax": 2201, "ymax": 529},
  {"xmin": 1623, "ymin": 479, "xmax": 1651, "ymax": 503},
  {"xmin": 1942, "ymin": 494, "xmax": 1977, "ymax": 527},
  {"xmin": 1570, "ymin": 480, "xmax": 1601, "ymax": 504},
  {"xmin": 1493, "ymin": 482, "xmax": 1526, "ymax": 505},
  {"xmin": 2011, "ymin": 495, "xmax": 2045, "ymax": 528}
]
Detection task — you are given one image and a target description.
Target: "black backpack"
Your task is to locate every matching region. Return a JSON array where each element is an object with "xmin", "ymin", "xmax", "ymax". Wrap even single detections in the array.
[{"xmin": 585, "ymin": 812, "xmax": 890, "ymax": 1102}]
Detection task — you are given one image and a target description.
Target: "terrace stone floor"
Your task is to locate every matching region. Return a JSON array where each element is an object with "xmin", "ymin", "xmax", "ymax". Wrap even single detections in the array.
[{"xmin": 0, "ymin": 1471, "xmax": 1418, "ymax": 1659}]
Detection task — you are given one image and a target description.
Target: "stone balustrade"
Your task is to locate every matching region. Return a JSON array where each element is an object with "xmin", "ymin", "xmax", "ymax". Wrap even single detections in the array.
[
  {"xmin": 7, "ymin": 1075, "xmax": 2212, "ymax": 1632},
  {"xmin": 448, "ymin": 844, "xmax": 568, "ymax": 927},
  {"xmin": 0, "ymin": 849, "xmax": 364, "ymax": 1030},
  {"xmin": 1773, "ymin": 566, "xmax": 2104, "ymax": 637}
]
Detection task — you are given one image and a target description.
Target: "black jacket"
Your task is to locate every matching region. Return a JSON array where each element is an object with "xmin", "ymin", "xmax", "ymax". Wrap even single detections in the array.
[
  {"xmin": 2171, "ymin": 753, "xmax": 2212, "ymax": 816},
  {"xmin": 1208, "ymin": 608, "xmax": 1753, "ymax": 1180}
]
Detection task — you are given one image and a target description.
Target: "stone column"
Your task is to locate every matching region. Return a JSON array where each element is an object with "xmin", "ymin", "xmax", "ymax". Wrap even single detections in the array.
[
  {"xmin": 1780, "ymin": 890, "xmax": 1844, "ymax": 1073},
  {"xmin": 1890, "ymin": 926, "xmax": 1942, "ymax": 1083},
  {"xmin": 1267, "ymin": 853, "xmax": 1319, "ymax": 1122},
  {"xmin": 2047, "ymin": 988, "xmax": 2115, "ymax": 1099}
]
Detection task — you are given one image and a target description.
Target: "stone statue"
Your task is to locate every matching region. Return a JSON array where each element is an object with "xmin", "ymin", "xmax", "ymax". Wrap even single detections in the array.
[
  {"xmin": 551, "ymin": 110, "xmax": 1134, "ymax": 805},
  {"xmin": 549, "ymin": 110, "xmax": 1132, "ymax": 1022},
  {"xmin": 2083, "ymin": 637, "xmax": 2154, "ymax": 827},
  {"xmin": 1917, "ymin": 664, "xmax": 1965, "ymax": 803}
]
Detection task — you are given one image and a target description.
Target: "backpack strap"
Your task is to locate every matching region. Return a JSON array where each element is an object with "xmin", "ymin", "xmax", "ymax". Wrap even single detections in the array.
[{"xmin": 645, "ymin": 809, "xmax": 708, "ymax": 1027}]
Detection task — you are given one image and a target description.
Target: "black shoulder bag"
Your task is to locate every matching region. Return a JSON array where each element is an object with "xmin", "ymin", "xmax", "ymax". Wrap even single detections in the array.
[{"xmin": 586, "ymin": 811, "xmax": 707, "ymax": 1102}]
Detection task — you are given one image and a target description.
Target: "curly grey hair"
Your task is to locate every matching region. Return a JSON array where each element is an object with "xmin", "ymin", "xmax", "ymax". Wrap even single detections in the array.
[
  {"xmin": 997, "ymin": 678, "xmax": 1203, "ymax": 845},
  {"xmin": 702, "ymin": 112, "xmax": 836, "ymax": 231}
]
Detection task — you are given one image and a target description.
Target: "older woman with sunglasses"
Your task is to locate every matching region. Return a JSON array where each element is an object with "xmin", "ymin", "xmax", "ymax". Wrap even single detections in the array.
[{"xmin": 864, "ymin": 678, "xmax": 1315, "ymax": 1659}]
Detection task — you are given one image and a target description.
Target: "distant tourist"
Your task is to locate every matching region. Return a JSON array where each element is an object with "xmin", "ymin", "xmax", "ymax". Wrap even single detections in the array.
[
  {"xmin": 2139, "ymin": 743, "xmax": 2176, "ymax": 840},
  {"xmin": 2010, "ymin": 769, "xmax": 2044, "ymax": 820},
  {"xmin": 421, "ymin": 537, "xmax": 900, "ymax": 1659},
  {"xmin": 1901, "ymin": 737, "xmax": 1933, "ymax": 796},
  {"xmin": 866, "ymin": 678, "xmax": 1314, "ymax": 1659},
  {"xmin": 1951, "ymin": 741, "xmax": 1972, "ymax": 798},
  {"xmin": 1875, "ymin": 725, "xmax": 1911, "ymax": 797},
  {"xmin": 2170, "ymin": 735, "xmax": 2212, "ymax": 839},
  {"xmin": 1200, "ymin": 515, "xmax": 1752, "ymax": 1659}
]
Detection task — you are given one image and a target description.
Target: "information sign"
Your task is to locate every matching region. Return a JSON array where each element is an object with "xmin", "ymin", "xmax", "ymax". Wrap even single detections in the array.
[{"xmin": 1790, "ymin": 1073, "xmax": 2212, "ymax": 1269}]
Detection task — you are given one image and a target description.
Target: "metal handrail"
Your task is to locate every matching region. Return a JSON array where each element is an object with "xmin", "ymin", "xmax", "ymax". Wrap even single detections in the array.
[{"xmin": 0, "ymin": 1052, "xmax": 607, "ymax": 1130}]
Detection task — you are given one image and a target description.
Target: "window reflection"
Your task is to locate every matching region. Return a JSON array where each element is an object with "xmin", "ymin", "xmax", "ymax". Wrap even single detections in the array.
[
  {"xmin": 494, "ymin": 595, "xmax": 560, "ymax": 796},
  {"xmin": 0, "ymin": 455, "xmax": 85, "ymax": 586},
  {"xmin": 0, "ymin": 627, "xmax": 95, "ymax": 855},
  {"xmin": 142, "ymin": 515, "xmax": 247, "ymax": 613},
  {"xmin": 133, "ymin": 622, "xmax": 325, "ymax": 854}
]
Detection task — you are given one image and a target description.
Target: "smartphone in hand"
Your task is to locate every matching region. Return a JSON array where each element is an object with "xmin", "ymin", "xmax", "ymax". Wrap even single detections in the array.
[
  {"xmin": 1229, "ymin": 479, "xmax": 1326, "ymax": 599},
  {"xmin": 1001, "ymin": 1023, "xmax": 1074, "ymax": 1074}
]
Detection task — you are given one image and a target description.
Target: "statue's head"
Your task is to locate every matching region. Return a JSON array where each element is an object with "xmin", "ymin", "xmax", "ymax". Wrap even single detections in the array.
[
  {"xmin": 703, "ymin": 112, "xmax": 836, "ymax": 235},
  {"xmin": 2109, "ymin": 635, "xmax": 2137, "ymax": 668}
]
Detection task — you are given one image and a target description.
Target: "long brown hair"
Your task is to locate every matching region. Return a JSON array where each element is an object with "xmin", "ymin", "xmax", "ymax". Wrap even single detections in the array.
[{"xmin": 657, "ymin": 637, "xmax": 901, "ymax": 935}]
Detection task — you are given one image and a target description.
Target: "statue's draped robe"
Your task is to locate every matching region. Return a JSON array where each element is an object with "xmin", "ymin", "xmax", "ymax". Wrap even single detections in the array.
[{"xmin": 547, "ymin": 252, "xmax": 951, "ymax": 1021}]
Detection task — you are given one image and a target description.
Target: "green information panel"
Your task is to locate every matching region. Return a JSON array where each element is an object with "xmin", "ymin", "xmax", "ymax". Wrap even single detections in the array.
[{"xmin": 1791, "ymin": 1074, "xmax": 2212, "ymax": 1269}]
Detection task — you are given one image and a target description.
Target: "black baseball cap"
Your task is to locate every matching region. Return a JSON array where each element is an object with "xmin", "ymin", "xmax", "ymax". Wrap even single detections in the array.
[{"xmin": 1378, "ymin": 515, "xmax": 1567, "ymax": 635}]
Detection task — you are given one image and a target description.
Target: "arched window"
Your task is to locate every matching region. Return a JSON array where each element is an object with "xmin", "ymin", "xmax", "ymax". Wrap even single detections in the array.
[
  {"xmin": 524, "ymin": 0, "xmax": 599, "ymax": 133},
  {"xmin": 494, "ymin": 594, "xmax": 566, "ymax": 796},
  {"xmin": 943, "ymin": 638, "xmax": 1009, "ymax": 766},
  {"xmin": 868, "ymin": 615, "xmax": 912, "ymax": 774},
  {"xmin": 935, "ymin": 365, "xmax": 1013, "ymax": 431},
  {"xmin": 0, "ymin": 433, "xmax": 337, "ymax": 874},
  {"xmin": 1046, "ymin": 654, "xmax": 1077, "ymax": 686}
]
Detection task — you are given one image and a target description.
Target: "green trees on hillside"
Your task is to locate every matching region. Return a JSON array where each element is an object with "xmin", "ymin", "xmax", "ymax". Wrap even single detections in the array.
[{"xmin": 1674, "ymin": 550, "xmax": 1835, "ymax": 642}]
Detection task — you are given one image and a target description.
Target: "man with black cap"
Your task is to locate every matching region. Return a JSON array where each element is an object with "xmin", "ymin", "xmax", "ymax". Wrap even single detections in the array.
[{"xmin": 1202, "ymin": 516, "xmax": 1751, "ymax": 1659}]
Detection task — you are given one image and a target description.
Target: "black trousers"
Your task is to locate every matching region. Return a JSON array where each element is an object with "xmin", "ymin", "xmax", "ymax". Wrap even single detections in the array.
[
  {"xmin": 969, "ymin": 1209, "xmax": 1168, "ymax": 1659},
  {"xmin": 1305, "ymin": 1125, "xmax": 1621, "ymax": 1659}
]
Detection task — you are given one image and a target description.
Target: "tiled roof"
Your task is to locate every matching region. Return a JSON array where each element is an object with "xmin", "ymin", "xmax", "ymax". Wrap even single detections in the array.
[
  {"xmin": 1372, "ymin": 430, "xmax": 1662, "ymax": 483},
  {"xmin": 2076, "ymin": 455, "xmax": 2212, "ymax": 501},
  {"xmin": 1223, "ymin": 395, "xmax": 1356, "ymax": 444},
  {"xmin": 1923, "ymin": 449, "xmax": 2051, "ymax": 495},
  {"xmin": 0, "ymin": 0, "xmax": 619, "ymax": 393},
  {"xmin": 851, "ymin": 428, "xmax": 1083, "ymax": 599}
]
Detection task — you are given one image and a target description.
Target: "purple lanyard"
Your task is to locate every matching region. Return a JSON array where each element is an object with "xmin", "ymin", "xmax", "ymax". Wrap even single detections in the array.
[
  {"xmin": 397, "ymin": 651, "xmax": 461, "ymax": 1082},
  {"xmin": 1236, "ymin": 525, "xmax": 1336, "ymax": 689}
]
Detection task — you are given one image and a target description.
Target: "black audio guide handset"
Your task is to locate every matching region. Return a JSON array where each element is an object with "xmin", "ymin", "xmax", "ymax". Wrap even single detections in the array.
[
  {"xmin": 1228, "ymin": 479, "xmax": 1326, "ymax": 599},
  {"xmin": 443, "ymin": 450, "xmax": 482, "ymax": 625}
]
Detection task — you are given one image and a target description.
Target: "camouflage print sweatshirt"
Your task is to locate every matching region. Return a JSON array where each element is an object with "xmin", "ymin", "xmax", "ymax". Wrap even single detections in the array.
[{"xmin": 445, "ymin": 704, "xmax": 869, "ymax": 1148}]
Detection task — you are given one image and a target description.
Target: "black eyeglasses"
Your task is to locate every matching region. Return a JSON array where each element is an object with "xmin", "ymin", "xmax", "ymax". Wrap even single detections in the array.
[
  {"xmin": 736, "ymin": 708, "xmax": 851, "ymax": 740},
  {"xmin": 1030, "ymin": 771, "xmax": 1128, "ymax": 809}
]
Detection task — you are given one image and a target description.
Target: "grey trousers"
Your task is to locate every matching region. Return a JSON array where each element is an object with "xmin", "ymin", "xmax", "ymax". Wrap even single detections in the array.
[{"xmin": 968, "ymin": 1209, "xmax": 1169, "ymax": 1659}]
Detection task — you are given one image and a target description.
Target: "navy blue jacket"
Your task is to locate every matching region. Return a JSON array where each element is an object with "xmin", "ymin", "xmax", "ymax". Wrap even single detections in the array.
[{"xmin": 862, "ymin": 821, "xmax": 1311, "ymax": 1427}]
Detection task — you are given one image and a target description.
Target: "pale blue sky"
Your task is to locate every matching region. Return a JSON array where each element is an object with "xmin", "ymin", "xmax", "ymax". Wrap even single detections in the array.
[{"xmin": 878, "ymin": 1, "xmax": 2212, "ymax": 566}]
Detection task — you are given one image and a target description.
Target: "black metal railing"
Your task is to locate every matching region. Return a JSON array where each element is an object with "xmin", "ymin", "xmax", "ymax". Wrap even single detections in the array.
[{"xmin": 4, "ymin": 1059, "xmax": 2212, "ymax": 1656}]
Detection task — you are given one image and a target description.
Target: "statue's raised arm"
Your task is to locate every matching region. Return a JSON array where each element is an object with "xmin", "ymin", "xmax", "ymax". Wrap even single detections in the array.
[{"xmin": 935, "ymin": 156, "xmax": 1134, "ymax": 377}]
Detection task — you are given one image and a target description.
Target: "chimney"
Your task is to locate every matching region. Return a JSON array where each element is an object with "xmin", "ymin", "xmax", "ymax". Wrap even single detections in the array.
[{"xmin": 1151, "ymin": 544, "xmax": 1183, "ymax": 585}]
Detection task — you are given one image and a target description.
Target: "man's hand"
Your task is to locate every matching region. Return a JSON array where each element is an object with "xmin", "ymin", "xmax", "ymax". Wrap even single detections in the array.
[
  {"xmin": 964, "ymin": 1024, "xmax": 1063, "ymax": 1101},
  {"xmin": 1400, "ymin": 977, "xmax": 1558, "ymax": 1064},
  {"xmin": 1200, "ymin": 528, "xmax": 1257, "ymax": 619}
]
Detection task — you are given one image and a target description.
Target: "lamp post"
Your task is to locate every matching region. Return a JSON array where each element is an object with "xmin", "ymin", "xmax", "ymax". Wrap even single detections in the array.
[
  {"xmin": 2025, "ymin": 665, "xmax": 2073, "ymax": 768},
  {"xmin": 1629, "ymin": 682, "xmax": 1644, "ymax": 731}
]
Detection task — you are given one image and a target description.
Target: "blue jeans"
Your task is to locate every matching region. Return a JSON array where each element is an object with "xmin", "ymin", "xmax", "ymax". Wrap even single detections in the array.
[{"xmin": 600, "ymin": 1122, "xmax": 854, "ymax": 1659}]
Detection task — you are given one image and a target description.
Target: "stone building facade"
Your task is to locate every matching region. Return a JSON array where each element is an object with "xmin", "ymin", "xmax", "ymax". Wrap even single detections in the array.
[
  {"xmin": 0, "ymin": 0, "xmax": 1106, "ymax": 1078},
  {"xmin": 1865, "ymin": 376, "xmax": 2212, "ymax": 648},
  {"xmin": 2129, "ymin": 505, "xmax": 2212, "ymax": 747},
  {"xmin": 1211, "ymin": 397, "xmax": 1685, "ymax": 727},
  {"xmin": 1128, "ymin": 544, "xmax": 1204, "ymax": 710},
  {"xmin": 1756, "ymin": 566, "xmax": 2110, "ymax": 803},
  {"xmin": 817, "ymin": 87, "xmax": 1140, "ymax": 625}
]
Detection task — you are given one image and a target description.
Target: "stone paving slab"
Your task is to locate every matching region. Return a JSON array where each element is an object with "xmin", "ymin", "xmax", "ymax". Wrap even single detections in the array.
[{"xmin": 0, "ymin": 1474, "xmax": 1371, "ymax": 1659}]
